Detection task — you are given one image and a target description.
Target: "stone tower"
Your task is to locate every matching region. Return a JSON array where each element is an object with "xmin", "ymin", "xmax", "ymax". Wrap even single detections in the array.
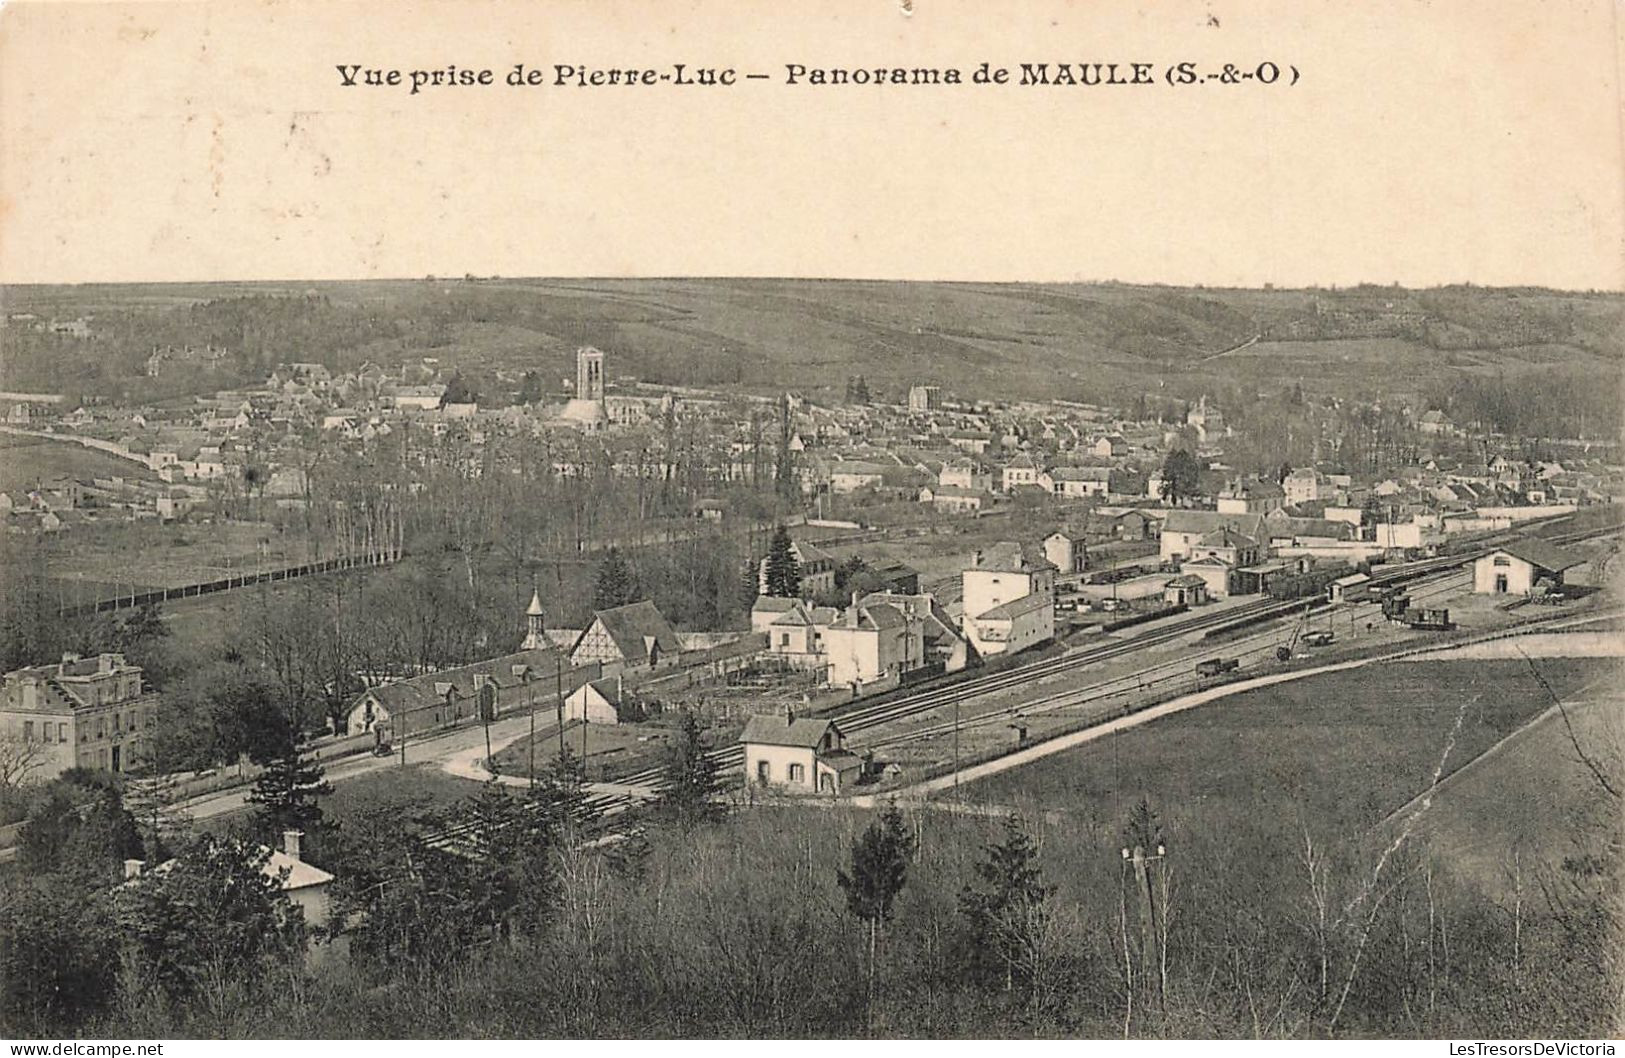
[{"xmin": 576, "ymin": 346, "xmax": 605, "ymax": 403}]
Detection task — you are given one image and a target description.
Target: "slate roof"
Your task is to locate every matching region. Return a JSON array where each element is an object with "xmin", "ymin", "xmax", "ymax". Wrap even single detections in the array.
[
  {"xmin": 1162, "ymin": 511, "xmax": 1267, "ymax": 539},
  {"xmin": 973, "ymin": 540, "xmax": 1056, "ymax": 574},
  {"xmin": 576, "ymin": 600, "xmax": 683, "ymax": 665},
  {"xmin": 361, "ymin": 645, "xmax": 571, "ymax": 716},
  {"xmin": 1197, "ymin": 528, "xmax": 1259, "ymax": 549},
  {"xmin": 1050, "ymin": 466, "xmax": 1113, "ymax": 482},
  {"xmin": 740, "ymin": 714, "xmax": 841, "ymax": 749},
  {"xmin": 1494, "ymin": 538, "xmax": 1586, "ymax": 573},
  {"xmin": 1269, "ymin": 517, "xmax": 1353, "ymax": 540},
  {"xmin": 976, "ymin": 591, "xmax": 1053, "ymax": 621}
]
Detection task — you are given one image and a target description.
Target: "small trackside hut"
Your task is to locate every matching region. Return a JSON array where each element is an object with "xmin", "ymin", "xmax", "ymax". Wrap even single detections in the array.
[{"xmin": 740, "ymin": 714, "xmax": 862, "ymax": 795}]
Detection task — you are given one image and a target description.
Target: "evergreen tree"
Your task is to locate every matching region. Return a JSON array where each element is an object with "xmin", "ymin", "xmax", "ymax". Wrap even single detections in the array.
[
  {"xmin": 657, "ymin": 710, "xmax": 724, "ymax": 827},
  {"xmin": 114, "ymin": 834, "xmax": 305, "ymax": 1005},
  {"xmin": 957, "ymin": 815, "xmax": 1055, "ymax": 994},
  {"xmin": 775, "ymin": 394, "xmax": 797, "ymax": 498},
  {"xmin": 763, "ymin": 525, "xmax": 802, "ymax": 598},
  {"xmin": 593, "ymin": 546, "xmax": 638, "ymax": 610},
  {"xmin": 109, "ymin": 601, "xmax": 175, "ymax": 688},
  {"xmin": 0, "ymin": 875, "xmax": 121, "ymax": 1034},
  {"xmin": 517, "ymin": 369, "xmax": 545, "ymax": 405},
  {"xmin": 1158, "ymin": 448, "xmax": 1202, "ymax": 507},
  {"xmin": 537, "ymin": 745, "xmax": 595, "ymax": 838},
  {"xmin": 246, "ymin": 725, "xmax": 333, "ymax": 839},
  {"xmin": 455, "ymin": 782, "xmax": 559, "ymax": 942},
  {"xmin": 837, "ymin": 804, "xmax": 917, "ymax": 1023},
  {"xmin": 440, "ymin": 372, "xmax": 477, "ymax": 406}
]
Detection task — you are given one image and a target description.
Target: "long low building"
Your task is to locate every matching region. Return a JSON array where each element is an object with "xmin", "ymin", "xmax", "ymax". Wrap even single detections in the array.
[
  {"xmin": 346, "ymin": 646, "xmax": 599, "ymax": 740},
  {"xmin": 1473, "ymin": 539, "xmax": 1586, "ymax": 596}
]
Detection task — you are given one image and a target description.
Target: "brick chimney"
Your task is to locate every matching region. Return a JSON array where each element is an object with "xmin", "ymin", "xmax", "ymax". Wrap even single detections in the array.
[
  {"xmin": 283, "ymin": 829, "xmax": 304, "ymax": 861},
  {"xmin": 123, "ymin": 858, "xmax": 144, "ymax": 881}
]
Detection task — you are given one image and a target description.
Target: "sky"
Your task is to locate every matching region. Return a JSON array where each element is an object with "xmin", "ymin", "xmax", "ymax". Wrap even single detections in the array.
[{"xmin": 1, "ymin": 0, "xmax": 1621, "ymax": 290}]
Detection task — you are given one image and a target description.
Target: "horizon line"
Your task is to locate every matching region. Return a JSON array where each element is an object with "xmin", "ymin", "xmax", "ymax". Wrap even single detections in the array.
[{"xmin": 3, "ymin": 275, "xmax": 1623, "ymax": 295}]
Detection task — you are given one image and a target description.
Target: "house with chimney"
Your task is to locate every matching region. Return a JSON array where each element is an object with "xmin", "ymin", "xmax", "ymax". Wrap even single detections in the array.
[
  {"xmin": 121, "ymin": 829, "xmax": 340, "ymax": 963},
  {"xmin": 1159, "ymin": 510, "xmax": 1268, "ymax": 563},
  {"xmin": 1217, "ymin": 479, "xmax": 1287, "ymax": 515},
  {"xmin": 822, "ymin": 597, "xmax": 927, "ymax": 691},
  {"xmin": 1, "ymin": 652, "xmax": 158, "ymax": 779},
  {"xmin": 751, "ymin": 596, "xmax": 836, "ymax": 671},
  {"xmin": 960, "ymin": 542, "xmax": 1056, "ymax": 658},
  {"xmin": 857, "ymin": 591, "xmax": 968, "ymax": 674},
  {"xmin": 740, "ymin": 714, "xmax": 863, "ymax": 795}
]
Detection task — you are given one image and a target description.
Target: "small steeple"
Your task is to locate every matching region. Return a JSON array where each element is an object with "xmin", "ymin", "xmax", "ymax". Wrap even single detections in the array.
[{"xmin": 522, "ymin": 589, "xmax": 546, "ymax": 650}]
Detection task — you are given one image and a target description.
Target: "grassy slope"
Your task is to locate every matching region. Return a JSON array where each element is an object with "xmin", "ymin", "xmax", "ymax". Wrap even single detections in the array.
[
  {"xmin": 1402, "ymin": 685, "xmax": 1621, "ymax": 897},
  {"xmin": 5, "ymin": 280, "xmax": 1619, "ymax": 405},
  {"xmin": 963, "ymin": 657, "xmax": 1618, "ymax": 852},
  {"xmin": 0, "ymin": 434, "xmax": 158, "ymax": 495}
]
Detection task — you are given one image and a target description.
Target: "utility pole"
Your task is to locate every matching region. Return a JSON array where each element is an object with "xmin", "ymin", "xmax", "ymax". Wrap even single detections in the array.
[
  {"xmin": 555, "ymin": 653, "xmax": 566, "ymax": 761},
  {"xmin": 526, "ymin": 673, "xmax": 536, "ymax": 790},
  {"xmin": 953, "ymin": 693, "xmax": 961, "ymax": 798},
  {"xmin": 1121, "ymin": 842, "xmax": 1168, "ymax": 1018}
]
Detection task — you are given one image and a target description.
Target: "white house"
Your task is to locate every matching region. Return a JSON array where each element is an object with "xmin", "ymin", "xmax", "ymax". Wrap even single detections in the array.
[
  {"xmin": 961, "ymin": 542, "xmax": 1056, "ymax": 658},
  {"xmin": 938, "ymin": 458, "xmax": 993, "ymax": 493},
  {"xmin": 1043, "ymin": 530, "xmax": 1088, "ymax": 575},
  {"xmin": 920, "ymin": 484, "xmax": 990, "ymax": 514},
  {"xmin": 565, "ymin": 677, "xmax": 627, "ymax": 725},
  {"xmin": 1473, "ymin": 539, "xmax": 1585, "ymax": 596},
  {"xmin": 1048, "ymin": 466, "xmax": 1113, "ymax": 498},
  {"xmin": 1001, "ymin": 454, "xmax": 1044, "ymax": 493},
  {"xmin": 1092, "ymin": 434, "xmax": 1127, "ymax": 459},
  {"xmin": 1217, "ymin": 480, "xmax": 1286, "ymax": 515},
  {"xmin": 753, "ymin": 597, "xmax": 830, "ymax": 670},
  {"xmin": 1283, "ymin": 468, "xmax": 1322, "ymax": 507},
  {"xmin": 1159, "ymin": 511, "xmax": 1267, "ymax": 563},
  {"xmin": 830, "ymin": 462, "xmax": 886, "ymax": 493},
  {"xmin": 741, "ymin": 715, "xmax": 863, "ymax": 795},
  {"xmin": 822, "ymin": 600, "xmax": 926, "ymax": 690}
]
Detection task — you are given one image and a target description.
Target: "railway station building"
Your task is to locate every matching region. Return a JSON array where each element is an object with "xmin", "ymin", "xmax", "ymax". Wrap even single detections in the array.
[{"xmin": 1473, "ymin": 539, "xmax": 1585, "ymax": 596}]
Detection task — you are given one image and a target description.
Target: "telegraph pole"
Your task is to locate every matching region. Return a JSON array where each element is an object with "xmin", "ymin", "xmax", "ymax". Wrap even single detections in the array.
[
  {"xmin": 1121, "ymin": 842, "xmax": 1168, "ymax": 1018},
  {"xmin": 555, "ymin": 654, "xmax": 566, "ymax": 760},
  {"xmin": 526, "ymin": 673, "xmax": 536, "ymax": 790}
]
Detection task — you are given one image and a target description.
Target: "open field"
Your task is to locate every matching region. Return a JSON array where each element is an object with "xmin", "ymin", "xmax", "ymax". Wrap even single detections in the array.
[
  {"xmin": 317, "ymin": 762, "xmax": 486, "ymax": 825},
  {"xmin": 961, "ymin": 656, "xmax": 1620, "ymax": 858},
  {"xmin": 1398, "ymin": 685, "xmax": 1621, "ymax": 898},
  {"xmin": 0, "ymin": 433, "xmax": 157, "ymax": 494},
  {"xmin": 39, "ymin": 520, "xmax": 320, "ymax": 587}
]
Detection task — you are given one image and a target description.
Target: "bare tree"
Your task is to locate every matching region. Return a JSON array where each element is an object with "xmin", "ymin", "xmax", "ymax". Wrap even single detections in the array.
[{"xmin": 0, "ymin": 733, "xmax": 46, "ymax": 790}]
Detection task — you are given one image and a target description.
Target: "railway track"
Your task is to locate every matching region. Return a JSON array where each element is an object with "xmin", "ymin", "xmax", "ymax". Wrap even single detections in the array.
[
  {"xmin": 425, "ymin": 518, "xmax": 1621, "ymax": 847},
  {"xmin": 613, "ymin": 517, "xmax": 1622, "ymax": 794}
]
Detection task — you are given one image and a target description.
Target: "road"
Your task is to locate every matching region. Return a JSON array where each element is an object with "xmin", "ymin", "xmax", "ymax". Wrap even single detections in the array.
[
  {"xmin": 169, "ymin": 708, "xmax": 561, "ymax": 821},
  {"xmin": 164, "ymin": 518, "xmax": 1625, "ymax": 820}
]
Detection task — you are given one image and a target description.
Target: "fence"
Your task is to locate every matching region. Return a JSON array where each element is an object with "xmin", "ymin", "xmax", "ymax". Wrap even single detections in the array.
[{"xmin": 57, "ymin": 548, "xmax": 404, "ymax": 615}]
